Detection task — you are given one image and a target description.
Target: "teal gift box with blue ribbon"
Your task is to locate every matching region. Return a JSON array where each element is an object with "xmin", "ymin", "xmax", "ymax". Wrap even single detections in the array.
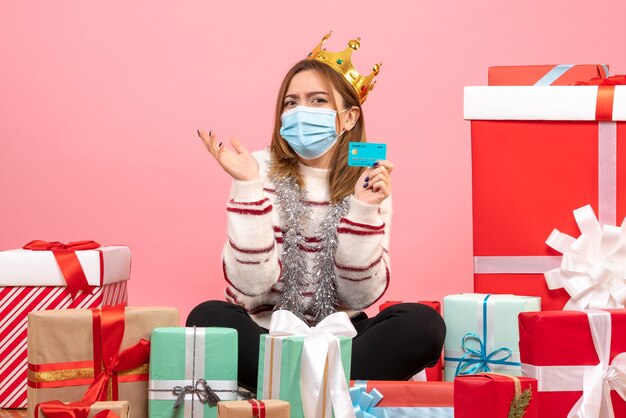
[
  {"xmin": 443, "ymin": 294, "xmax": 540, "ymax": 381},
  {"xmin": 148, "ymin": 327, "xmax": 238, "ymax": 418}
]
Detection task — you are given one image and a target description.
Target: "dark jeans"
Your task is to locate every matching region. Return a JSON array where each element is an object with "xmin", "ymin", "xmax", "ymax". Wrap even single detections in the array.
[{"xmin": 186, "ymin": 301, "xmax": 446, "ymax": 392}]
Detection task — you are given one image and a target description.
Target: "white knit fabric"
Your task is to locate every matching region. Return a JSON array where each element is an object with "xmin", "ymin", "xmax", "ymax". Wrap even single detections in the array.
[{"xmin": 222, "ymin": 149, "xmax": 392, "ymax": 328}]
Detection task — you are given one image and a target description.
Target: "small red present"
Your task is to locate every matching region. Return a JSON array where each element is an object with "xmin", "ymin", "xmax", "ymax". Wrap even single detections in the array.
[
  {"xmin": 488, "ymin": 64, "xmax": 608, "ymax": 86},
  {"xmin": 454, "ymin": 373, "xmax": 537, "ymax": 418},
  {"xmin": 519, "ymin": 310, "xmax": 626, "ymax": 417},
  {"xmin": 379, "ymin": 300, "xmax": 443, "ymax": 381}
]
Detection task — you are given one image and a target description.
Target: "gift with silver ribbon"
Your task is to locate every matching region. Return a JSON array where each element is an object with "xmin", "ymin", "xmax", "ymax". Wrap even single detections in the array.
[{"xmin": 148, "ymin": 326, "xmax": 238, "ymax": 418}]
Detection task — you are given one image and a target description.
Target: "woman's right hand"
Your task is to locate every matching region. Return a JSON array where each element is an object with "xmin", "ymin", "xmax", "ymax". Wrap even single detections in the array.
[{"xmin": 197, "ymin": 129, "xmax": 260, "ymax": 181}]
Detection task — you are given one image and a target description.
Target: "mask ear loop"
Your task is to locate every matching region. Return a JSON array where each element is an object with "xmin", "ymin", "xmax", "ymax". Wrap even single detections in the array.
[{"xmin": 337, "ymin": 107, "xmax": 353, "ymax": 136}]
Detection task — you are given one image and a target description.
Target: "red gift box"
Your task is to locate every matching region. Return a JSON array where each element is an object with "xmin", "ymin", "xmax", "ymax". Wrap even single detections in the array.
[
  {"xmin": 379, "ymin": 301, "xmax": 443, "ymax": 381},
  {"xmin": 488, "ymin": 64, "xmax": 608, "ymax": 86},
  {"xmin": 519, "ymin": 310, "xmax": 626, "ymax": 417},
  {"xmin": 0, "ymin": 243, "xmax": 130, "ymax": 409},
  {"xmin": 454, "ymin": 373, "xmax": 537, "ymax": 418},
  {"xmin": 350, "ymin": 380, "xmax": 453, "ymax": 416},
  {"xmin": 465, "ymin": 78, "xmax": 626, "ymax": 310}
]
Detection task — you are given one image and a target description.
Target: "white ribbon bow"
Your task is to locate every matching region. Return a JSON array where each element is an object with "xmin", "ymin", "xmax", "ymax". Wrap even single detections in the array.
[
  {"xmin": 544, "ymin": 205, "xmax": 626, "ymax": 310},
  {"xmin": 568, "ymin": 310, "xmax": 626, "ymax": 418},
  {"xmin": 269, "ymin": 310, "xmax": 358, "ymax": 418}
]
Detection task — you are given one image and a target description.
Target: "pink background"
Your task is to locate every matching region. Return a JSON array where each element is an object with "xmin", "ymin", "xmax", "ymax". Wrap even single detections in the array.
[{"xmin": 2, "ymin": 1, "xmax": 625, "ymax": 322}]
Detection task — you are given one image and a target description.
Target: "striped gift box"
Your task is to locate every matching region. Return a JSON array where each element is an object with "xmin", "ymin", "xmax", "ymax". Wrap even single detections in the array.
[{"xmin": 0, "ymin": 245, "xmax": 130, "ymax": 408}]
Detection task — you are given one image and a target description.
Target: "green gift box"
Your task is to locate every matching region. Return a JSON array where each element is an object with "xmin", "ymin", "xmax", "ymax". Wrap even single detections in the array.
[
  {"xmin": 257, "ymin": 333, "xmax": 352, "ymax": 418},
  {"xmin": 443, "ymin": 293, "xmax": 540, "ymax": 381},
  {"xmin": 149, "ymin": 327, "xmax": 238, "ymax": 418}
]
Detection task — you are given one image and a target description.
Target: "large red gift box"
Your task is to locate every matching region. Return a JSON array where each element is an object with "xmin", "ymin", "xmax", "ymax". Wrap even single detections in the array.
[
  {"xmin": 519, "ymin": 310, "xmax": 626, "ymax": 417},
  {"xmin": 465, "ymin": 80, "xmax": 626, "ymax": 310},
  {"xmin": 488, "ymin": 64, "xmax": 608, "ymax": 86},
  {"xmin": 454, "ymin": 373, "xmax": 538, "ymax": 418},
  {"xmin": 0, "ymin": 242, "xmax": 130, "ymax": 408}
]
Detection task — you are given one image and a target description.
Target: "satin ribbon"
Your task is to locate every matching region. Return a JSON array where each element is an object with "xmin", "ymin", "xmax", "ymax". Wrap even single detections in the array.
[
  {"xmin": 248, "ymin": 400, "xmax": 266, "ymax": 418},
  {"xmin": 574, "ymin": 75, "xmax": 626, "ymax": 121},
  {"xmin": 23, "ymin": 240, "xmax": 101, "ymax": 298},
  {"xmin": 147, "ymin": 327, "xmax": 237, "ymax": 418},
  {"xmin": 82, "ymin": 304, "xmax": 151, "ymax": 402},
  {"xmin": 568, "ymin": 310, "xmax": 626, "ymax": 418},
  {"xmin": 36, "ymin": 400, "xmax": 120, "ymax": 418},
  {"xmin": 444, "ymin": 295, "xmax": 521, "ymax": 376},
  {"xmin": 269, "ymin": 310, "xmax": 357, "ymax": 418},
  {"xmin": 350, "ymin": 381, "xmax": 385, "ymax": 418},
  {"xmin": 523, "ymin": 311, "xmax": 626, "ymax": 418},
  {"xmin": 544, "ymin": 205, "xmax": 626, "ymax": 310}
]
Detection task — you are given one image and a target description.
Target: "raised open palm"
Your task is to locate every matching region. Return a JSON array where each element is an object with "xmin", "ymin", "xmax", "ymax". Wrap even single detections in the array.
[{"xmin": 197, "ymin": 129, "xmax": 259, "ymax": 181}]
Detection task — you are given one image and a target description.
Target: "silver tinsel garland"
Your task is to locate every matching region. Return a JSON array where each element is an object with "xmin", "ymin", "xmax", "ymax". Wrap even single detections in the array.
[{"xmin": 269, "ymin": 161, "xmax": 350, "ymax": 325}]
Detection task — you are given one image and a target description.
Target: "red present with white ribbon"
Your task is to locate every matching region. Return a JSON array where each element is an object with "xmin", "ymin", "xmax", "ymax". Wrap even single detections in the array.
[
  {"xmin": 0, "ymin": 242, "xmax": 130, "ymax": 408},
  {"xmin": 488, "ymin": 64, "xmax": 608, "ymax": 86},
  {"xmin": 519, "ymin": 309, "xmax": 626, "ymax": 417},
  {"xmin": 465, "ymin": 75, "xmax": 626, "ymax": 310}
]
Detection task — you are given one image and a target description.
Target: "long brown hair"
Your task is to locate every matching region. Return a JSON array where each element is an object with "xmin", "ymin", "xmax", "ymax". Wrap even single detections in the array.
[{"xmin": 269, "ymin": 59, "xmax": 366, "ymax": 203}]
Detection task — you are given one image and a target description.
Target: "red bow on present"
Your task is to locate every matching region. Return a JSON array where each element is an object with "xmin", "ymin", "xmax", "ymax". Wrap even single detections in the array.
[
  {"xmin": 574, "ymin": 75, "xmax": 626, "ymax": 85},
  {"xmin": 574, "ymin": 75, "xmax": 626, "ymax": 121},
  {"xmin": 82, "ymin": 304, "xmax": 151, "ymax": 403},
  {"xmin": 23, "ymin": 240, "xmax": 101, "ymax": 299},
  {"xmin": 35, "ymin": 400, "xmax": 119, "ymax": 418}
]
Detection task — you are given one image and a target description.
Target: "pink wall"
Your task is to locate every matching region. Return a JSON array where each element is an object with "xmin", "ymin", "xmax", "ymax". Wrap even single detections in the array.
[{"xmin": 2, "ymin": 1, "xmax": 626, "ymax": 321}]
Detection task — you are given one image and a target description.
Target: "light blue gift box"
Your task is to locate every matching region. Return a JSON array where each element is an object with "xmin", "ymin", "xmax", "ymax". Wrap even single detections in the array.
[{"xmin": 443, "ymin": 293, "xmax": 540, "ymax": 381}]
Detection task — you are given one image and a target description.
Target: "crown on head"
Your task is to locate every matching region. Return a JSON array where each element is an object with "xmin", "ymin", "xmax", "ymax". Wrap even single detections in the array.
[{"xmin": 306, "ymin": 31, "xmax": 382, "ymax": 104}]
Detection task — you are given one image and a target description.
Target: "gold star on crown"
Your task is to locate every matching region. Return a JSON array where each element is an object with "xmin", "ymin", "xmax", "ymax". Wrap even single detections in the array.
[{"xmin": 306, "ymin": 31, "xmax": 382, "ymax": 104}]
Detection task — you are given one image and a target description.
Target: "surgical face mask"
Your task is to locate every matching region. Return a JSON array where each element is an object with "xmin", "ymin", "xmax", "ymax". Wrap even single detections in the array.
[{"xmin": 279, "ymin": 106, "xmax": 347, "ymax": 160}]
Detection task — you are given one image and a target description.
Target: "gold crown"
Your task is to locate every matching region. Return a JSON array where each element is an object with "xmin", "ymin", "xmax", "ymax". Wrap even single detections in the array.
[{"xmin": 306, "ymin": 31, "xmax": 381, "ymax": 104}]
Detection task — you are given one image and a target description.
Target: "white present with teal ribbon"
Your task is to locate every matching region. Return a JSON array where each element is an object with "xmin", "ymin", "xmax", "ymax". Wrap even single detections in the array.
[
  {"xmin": 443, "ymin": 293, "xmax": 540, "ymax": 381},
  {"xmin": 257, "ymin": 310, "xmax": 356, "ymax": 418},
  {"xmin": 148, "ymin": 327, "xmax": 238, "ymax": 418}
]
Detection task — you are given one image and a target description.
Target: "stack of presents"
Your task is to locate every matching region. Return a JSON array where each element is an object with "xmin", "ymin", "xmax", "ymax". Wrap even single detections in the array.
[{"xmin": 1, "ymin": 63, "xmax": 625, "ymax": 417}]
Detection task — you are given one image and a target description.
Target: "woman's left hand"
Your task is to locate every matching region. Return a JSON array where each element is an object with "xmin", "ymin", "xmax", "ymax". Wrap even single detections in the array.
[{"xmin": 354, "ymin": 160, "xmax": 393, "ymax": 205}]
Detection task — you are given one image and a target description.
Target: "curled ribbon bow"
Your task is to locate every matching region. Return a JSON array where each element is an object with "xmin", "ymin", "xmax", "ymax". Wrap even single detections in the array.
[
  {"xmin": 454, "ymin": 333, "xmax": 515, "ymax": 376},
  {"xmin": 23, "ymin": 240, "xmax": 101, "ymax": 299},
  {"xmin": 172, "ymin": 379, "xmax": 221, "ymax": 408},
  {"xmin": 544, "ymin": 205, "xmax": 626, "ymax": 310},
  {"xmin": 269, "ymin": 310, "xmax": 357, "ymax": 418}
]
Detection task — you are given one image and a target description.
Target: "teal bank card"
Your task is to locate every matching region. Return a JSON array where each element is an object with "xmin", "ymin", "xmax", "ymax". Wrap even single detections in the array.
[{"xmin": 348, "ymin": 142, "xmax": 387, "ymax": 167}]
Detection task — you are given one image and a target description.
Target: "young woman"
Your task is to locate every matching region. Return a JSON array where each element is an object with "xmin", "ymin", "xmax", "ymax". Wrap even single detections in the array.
[{"xmin": 187, "ymin": 38, "xmax": 445, "ymax": 392}]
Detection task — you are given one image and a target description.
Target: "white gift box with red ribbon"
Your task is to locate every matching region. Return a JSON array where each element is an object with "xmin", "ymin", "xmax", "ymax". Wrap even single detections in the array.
[{"xmin": 0, "ymin": 243, "xmax": 130, "ymax": 408}]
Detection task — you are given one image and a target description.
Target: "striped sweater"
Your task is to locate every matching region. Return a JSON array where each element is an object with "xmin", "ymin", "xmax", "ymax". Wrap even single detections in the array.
[{"xmin": 222, "ymin": 149, "xmax": 391, "ymax": 328}]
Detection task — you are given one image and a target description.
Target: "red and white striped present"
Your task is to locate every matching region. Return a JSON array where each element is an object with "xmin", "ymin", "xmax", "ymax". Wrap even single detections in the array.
[{"xmin": 0, "ymin": 244, "xmax": 130, "ymax": 408}]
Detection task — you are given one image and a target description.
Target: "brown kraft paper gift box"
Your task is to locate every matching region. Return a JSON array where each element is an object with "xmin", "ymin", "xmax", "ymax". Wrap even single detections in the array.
[
  {"xmin": 27, "ymin": 306, "xmax": 179, "ymax": 418},
  {"xmin": 217, "ymin": 400, "xmax": 290, "ymax": 418}
]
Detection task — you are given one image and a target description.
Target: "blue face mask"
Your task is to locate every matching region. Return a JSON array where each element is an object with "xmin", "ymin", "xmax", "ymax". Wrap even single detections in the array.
[{"xmin": 279, "ymin": 106, "xmax": 347, "ymax": 160}]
